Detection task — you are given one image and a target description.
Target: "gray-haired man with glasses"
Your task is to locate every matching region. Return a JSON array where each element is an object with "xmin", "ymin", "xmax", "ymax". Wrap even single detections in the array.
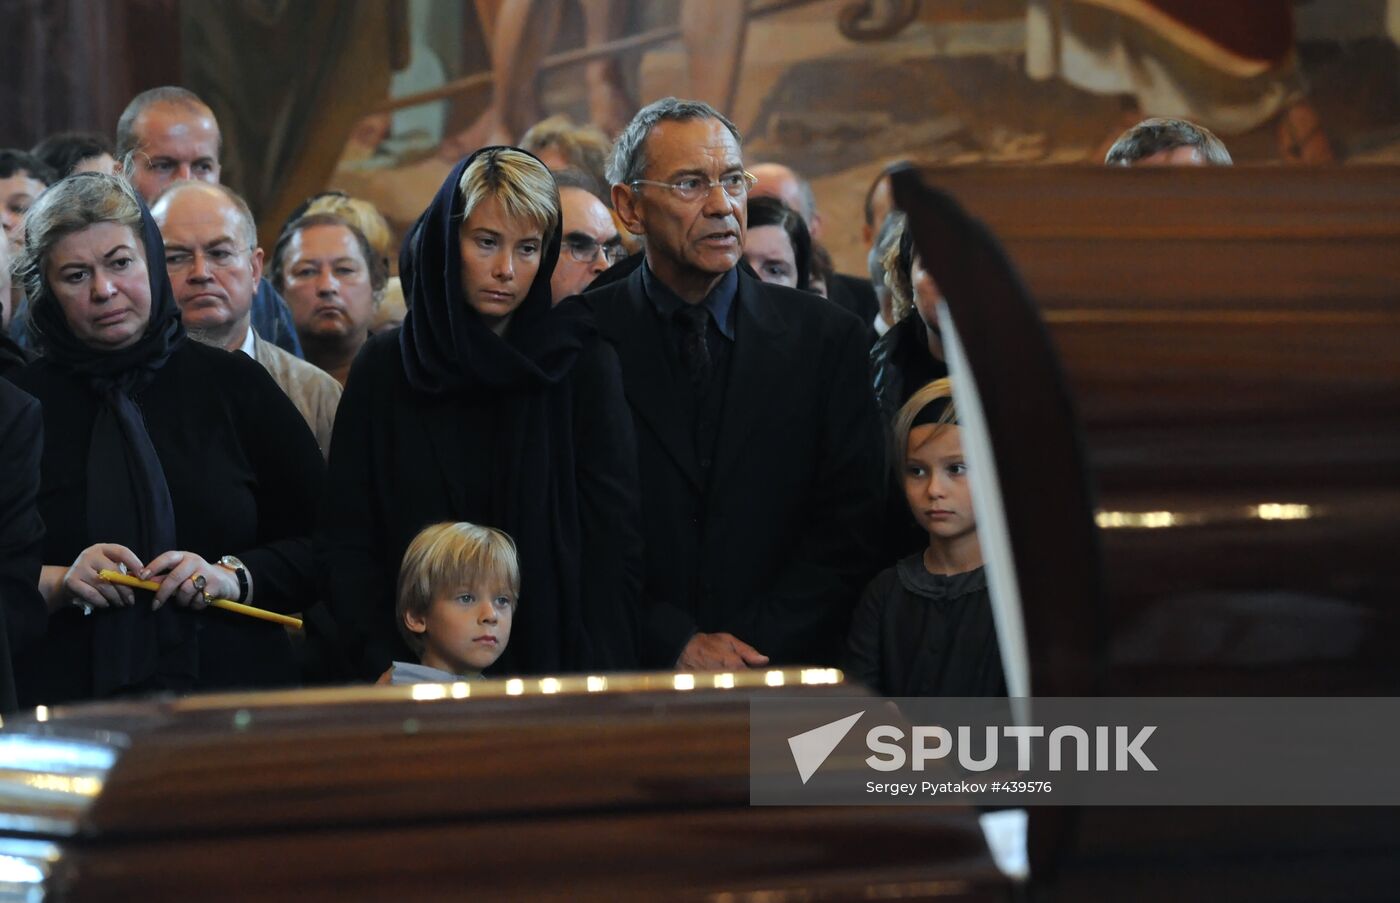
[{"xmin": 582, "ymin": 97, "xmax": 886, "ymax": 673}]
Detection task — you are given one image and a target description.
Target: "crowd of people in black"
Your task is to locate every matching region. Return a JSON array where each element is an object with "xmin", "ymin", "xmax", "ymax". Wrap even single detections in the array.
[{"xmin": 0, "ymin": 85, "xmax": 1230, "ymax": 711}]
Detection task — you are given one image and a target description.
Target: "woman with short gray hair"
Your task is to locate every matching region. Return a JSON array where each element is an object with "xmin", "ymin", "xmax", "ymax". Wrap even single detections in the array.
[{"xmin": 10, "ymin": 172, "xmax": 323, "ymax": 705}]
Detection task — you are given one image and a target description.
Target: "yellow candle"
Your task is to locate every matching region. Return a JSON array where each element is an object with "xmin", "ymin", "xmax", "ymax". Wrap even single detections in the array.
[{"xmin": 96, "ymin": 569, "xmax": 303, "ymax": 630}]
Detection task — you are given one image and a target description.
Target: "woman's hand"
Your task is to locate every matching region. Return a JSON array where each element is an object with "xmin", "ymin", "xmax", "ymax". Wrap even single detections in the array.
[
  {"xmin": 63, "ymin": 544, "xmax": 145, "ymax": 610},
  {"xmin": 141, "ymin": 551, "xmax": 240, "ymax": 611}
]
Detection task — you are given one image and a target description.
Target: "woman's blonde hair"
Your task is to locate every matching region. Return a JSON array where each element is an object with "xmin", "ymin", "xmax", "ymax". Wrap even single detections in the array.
[
  {"xmin": 520, "ymin": 114, "xmax": 613, "ymax": 190},
  {"xmin": 396, "ymin": 522, "xmax": 521, "ymax": 656},
  {"xmin": 893, "ymin": 377, "xmax": 957, "ymax": 473},
  {"xmin": 302, "ymin": 194, "xmax": 393, "ymax": 261},
  {"xmin": 458, "ymin": 147, "xmax": 559, "ymax": 236}
]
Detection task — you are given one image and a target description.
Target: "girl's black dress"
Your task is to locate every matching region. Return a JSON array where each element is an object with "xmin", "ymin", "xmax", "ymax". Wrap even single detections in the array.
[{"xmin": 843, "ymin": 553, "xmax": 1006, "ymax": 697}]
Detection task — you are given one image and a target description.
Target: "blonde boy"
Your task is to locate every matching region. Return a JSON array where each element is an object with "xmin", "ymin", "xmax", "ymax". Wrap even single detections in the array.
[{"xmin": 384, "ymin": 522, "xmax": 519, "ymax": 685}]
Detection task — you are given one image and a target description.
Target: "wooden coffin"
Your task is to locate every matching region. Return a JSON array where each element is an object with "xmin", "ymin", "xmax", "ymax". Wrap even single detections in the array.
[{"xmin": 0, "ymin": 671, "xmax": 1010, "ymax": 902}]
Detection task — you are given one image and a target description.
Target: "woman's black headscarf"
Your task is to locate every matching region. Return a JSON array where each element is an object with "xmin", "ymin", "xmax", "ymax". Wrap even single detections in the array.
[
  {"xmin": 397, "ymin": 147, "xmax": 597, "ymax": 671},
  {"xmin": 398, "ymin": 147, "xmax": 592, "ymax": 394},
  {"xmin": 28, "ymin": 178, "xmax": 197, "ymax": 697}
]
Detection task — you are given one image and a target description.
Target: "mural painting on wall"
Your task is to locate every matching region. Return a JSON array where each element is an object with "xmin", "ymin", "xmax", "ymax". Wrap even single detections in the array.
[{"xmin": 324, "ymin": 0, "xmax": 1400, "ymax": 272}]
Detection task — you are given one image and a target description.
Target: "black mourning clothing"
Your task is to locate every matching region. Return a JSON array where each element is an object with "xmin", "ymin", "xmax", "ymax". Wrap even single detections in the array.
[
  {"xmin": 843, "ymin": 554, "xmax": 1005, "ymax": 697},
  {"xmin": 10, "ymin": 194, "xmax": 322, "ymax": 704},
  {"xmin": 12, "ymin": 344, "xmax": 324, "ymax": 703},
  {"xmin": 585, "ymin": 261, "xmax": 886, "ymax": 669},
  {"xmin": 316, "ymin": 147, "xmax": 642, "ymax": 680},
  {"xmin": 870, "ymin": 311, "xmax": 949, "ymax": 429},
  {"xmin": 0, "ymin": 380, "xmax": 45, "ymax": 712}
]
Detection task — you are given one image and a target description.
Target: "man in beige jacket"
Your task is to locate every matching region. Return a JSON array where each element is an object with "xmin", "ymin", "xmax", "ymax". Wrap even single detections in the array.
[{"xmin": 152, "ymin": 181, "xmax": 341, "ymax": 457}]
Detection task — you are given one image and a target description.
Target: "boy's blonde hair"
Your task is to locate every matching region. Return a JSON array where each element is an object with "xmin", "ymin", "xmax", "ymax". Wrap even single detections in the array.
[
  {"xmin": 458, "ymin": 147, "xmax": 559, "ymax": 237},
  {"xmin": 395, "ymin": 522, "xmax": 521, "ymax": 656},
  {"xmin": 893, "ymin": 378, "xmax": 958, "ymax": 473}
]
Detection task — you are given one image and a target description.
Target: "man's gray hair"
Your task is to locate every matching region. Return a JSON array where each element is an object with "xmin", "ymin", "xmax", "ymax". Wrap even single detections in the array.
[
  {"xmin": 1105, "ymin": 117, "xmax": 1232, "ymax": 166},
  {"xmin": 606, "ymin": 97, "xmax": 742, "ymax": 186},
  {"xmin": 151, "ymin": 180, "xmax": 258, "ymax": 250},
  {"xmin": 116, "ymin": 85, "xmax": 221, "ymax": 178}
]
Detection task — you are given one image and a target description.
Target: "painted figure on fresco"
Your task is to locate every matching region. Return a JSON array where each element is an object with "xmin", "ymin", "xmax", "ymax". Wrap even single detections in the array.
[
  {"xmin": 437, "ymin": 0, "xmax": 748, "ymax": 153},
  {"xmin": 1026, "ymin": 0, "xmax": 1335, "ymax": 162}
]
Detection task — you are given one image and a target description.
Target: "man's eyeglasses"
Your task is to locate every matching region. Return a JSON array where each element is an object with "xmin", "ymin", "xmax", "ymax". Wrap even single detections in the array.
[
  {"xmin": 629, "ymin": 171, "xmax": 757, "ymax": 204},
  {"xmin": 563, "ymin": 235, "xmax": 626, "ymax": 266}
]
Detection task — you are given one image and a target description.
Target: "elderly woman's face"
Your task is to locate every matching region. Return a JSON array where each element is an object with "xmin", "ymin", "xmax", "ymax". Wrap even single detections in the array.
[
  {"xmin": 45, "ymin": 222, "xmax": 152, "ymax": 351},
  {"xmin": 743, "ymin": 224, "xmax": 798, "ymax": 289}
]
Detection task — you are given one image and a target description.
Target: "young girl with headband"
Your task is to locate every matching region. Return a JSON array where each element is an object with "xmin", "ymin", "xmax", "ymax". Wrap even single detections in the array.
[{"xmin": 843, "ymin": 377, "xmax": 1005, "ymax": 697}]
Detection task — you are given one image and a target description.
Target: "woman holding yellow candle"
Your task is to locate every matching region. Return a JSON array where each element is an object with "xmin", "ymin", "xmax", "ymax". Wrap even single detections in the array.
[{"xmin": 8, "ymin": 173, "xmax": 324, "ymax": 705}]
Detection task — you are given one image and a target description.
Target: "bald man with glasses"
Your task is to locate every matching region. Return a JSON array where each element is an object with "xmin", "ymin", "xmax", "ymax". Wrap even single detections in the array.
[{"xmin": 152, "ymin": 181, "xmax": 341, "ymax": 457}]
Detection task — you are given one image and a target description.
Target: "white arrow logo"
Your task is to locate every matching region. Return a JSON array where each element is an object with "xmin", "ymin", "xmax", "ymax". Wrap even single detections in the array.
[{"xmin": 787, "ymin": 711, "xmax": 864, "ymax": 784}]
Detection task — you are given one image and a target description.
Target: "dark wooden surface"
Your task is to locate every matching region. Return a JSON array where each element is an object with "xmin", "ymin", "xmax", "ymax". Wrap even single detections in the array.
[
  {"xmin": 11, "ymin": 678, "xmax": 1009, "ymax": 901},
  {"xmin": 902, "ymin": 164, "xmax": 1400, "ymax": 696},
  {"xmin": 906, "ymin": 166, "xmax": 1400, "ymax": 303},
  {"xmin": 26, "ymin": 685, "xmax": 718, "ymax": 826},
  {"xmin": 53, "ymin": 806, "xmax": 1004, "ymax": 902},
  {"xmin": 896, "ymin": 164, "xmax": 1400, "ymax": 900},
  {"xmin": 83, "ymin": 689, "xmax": 760, "ymax": 836}
]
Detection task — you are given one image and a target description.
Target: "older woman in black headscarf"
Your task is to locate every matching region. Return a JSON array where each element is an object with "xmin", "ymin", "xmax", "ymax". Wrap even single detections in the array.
[
  {"xmin": 316, "ymin": 147, "xmax": 641, "ymax": 680},
  {"xmin": 9, "ymin": 173, "xmax": 323, "ymax": 705}
]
